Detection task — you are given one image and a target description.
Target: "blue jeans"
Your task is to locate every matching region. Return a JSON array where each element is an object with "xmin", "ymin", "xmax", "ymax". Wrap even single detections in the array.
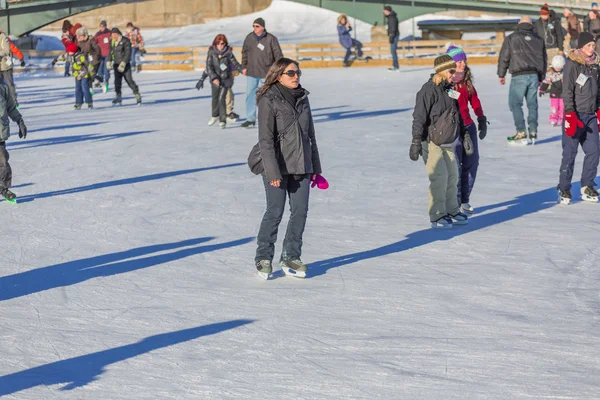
[
  {"xmin": 390, "ymin": 35, "xmax": 399, "ymax": 69},
  {"xmin": 509, "ymin": 74, "xmax": 539, "ymax": 133},
  {"xmin": 343, "ymin": 39, "xmax": 363, "ymax": 64},
  {"xmin": 558, "ymin": 113, "xmax": 600, "ymax": 191},
  {"xmin": 130, "ymin": 47, "xmax": 139, "ymax": 70},
  {"xmin": 452, "ymin": 123, "xmax": 480, "ymax": 204},
  {"xmin": 97, "ymin": 55, "xmax": 110, "ymax": 84},
  {"xmin": 75, "ymin": 77, "xmax": 92, "ymax": 105},
  {"xmin": 65, "ymin": 61, "xmax": 70, "ymax": 76},
  {"xmin": 245, "ymin": 76, "xmax": 264, "ymax": 122}
]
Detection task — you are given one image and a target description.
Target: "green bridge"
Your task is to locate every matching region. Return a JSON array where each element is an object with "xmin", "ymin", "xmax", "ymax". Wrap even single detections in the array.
[
  {"xmin": 0, "ymin": 0, "xmax": 146, "ymax": 36},
  {"xmin": 289, "ymin": 0, "xmax": 592, "ymax": 26}
]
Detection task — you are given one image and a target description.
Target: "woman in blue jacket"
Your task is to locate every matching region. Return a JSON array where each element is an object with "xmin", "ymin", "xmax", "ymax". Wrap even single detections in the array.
[{"xmin": 337, "ymin": 14, "xmax": 363, "ymax": 67}]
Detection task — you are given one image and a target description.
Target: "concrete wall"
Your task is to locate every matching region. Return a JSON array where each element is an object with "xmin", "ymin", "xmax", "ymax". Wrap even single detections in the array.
[{"xmin": 41, "ymin": 0, "xmax": 272, "ymax": 30}]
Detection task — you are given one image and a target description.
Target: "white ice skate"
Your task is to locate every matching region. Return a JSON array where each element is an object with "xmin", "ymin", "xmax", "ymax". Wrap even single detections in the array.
[
  {"xmin": 460, "ymin": 203, "xmax": 474, "ymax": 215},
  {"xmin": 256, "ymin": 260, "xmax": 272, "ymax": 280},
  {"xmin": 581, "ymin": 186, "xmax": 599, "ymax": 202},
  {"xmin": 431, "ymin": 216, "xmax": 453, "ymax": 229},
  {"xmin": 558, "ymin": 189, "xmax": 571, "ymax": 205},
  {"xmin": 208, "ymin": 117, "xmax": 218, "ymax": 126}
]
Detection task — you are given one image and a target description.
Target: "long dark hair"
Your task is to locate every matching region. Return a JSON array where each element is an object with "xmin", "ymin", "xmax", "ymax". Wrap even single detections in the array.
[
  {"xmin": 211, "ymin": 34, "xmax": 228, "ymax": 49},
  {"xmin": 256, "ymin": 58, "xmax": 300, "ymax": 101}
]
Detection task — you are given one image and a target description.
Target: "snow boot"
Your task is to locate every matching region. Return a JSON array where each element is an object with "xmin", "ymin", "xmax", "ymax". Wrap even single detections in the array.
[
  {"xmin": 134, "ymin": 92, "xmax": 142, "ymax": 105},
  {"xmin": 558, "ymin": 188, "xmax": 572, "ymax": 205},
  {"xmin": 280, "ymin": 259, "xmax": 307, "ymax": 279},
  {"xmin": 581, "ymin": 186, "xmax": 599, "ymax": 202},
  {"xmin": 507, "ymin": 131, "xmax": 529, "ymax": 146},
  {"xmin": 1, "ymin": 188, "xmax": 16, "ymax": 203},
  {"xmin": 431, "ymin": 216, "xmax": 453, "ymax": 229},
  {"xmin": 112, "ymin": 94, "xmax": 122, "ymax": 106},
  {"xmin": 256, "ymin": 260, "xmax": 272, "ymax": 280},
  {"xmin": 240, "ymin": 120, "xmax": 256, "ymax": 128}
]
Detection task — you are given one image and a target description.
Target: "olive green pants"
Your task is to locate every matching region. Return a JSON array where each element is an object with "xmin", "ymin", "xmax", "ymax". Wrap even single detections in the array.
[{"xmin": 422, "ymin": 141, "xmax": 459, "ymax": 222}]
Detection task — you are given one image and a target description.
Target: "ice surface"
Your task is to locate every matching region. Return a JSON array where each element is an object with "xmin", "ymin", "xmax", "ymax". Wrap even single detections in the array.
[{"xmin": 1, "ymin": 65, "xmax": 599, "ymax": 399}]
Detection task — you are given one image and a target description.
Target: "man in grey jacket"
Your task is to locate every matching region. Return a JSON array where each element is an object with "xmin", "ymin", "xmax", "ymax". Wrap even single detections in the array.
[
  {"xmin": 0, "ymin": 81, "xmax": 27, "ymax": 202},
  {"xmin": 241, "ymin": 18, "xmax": 283, "ymax": 128}
]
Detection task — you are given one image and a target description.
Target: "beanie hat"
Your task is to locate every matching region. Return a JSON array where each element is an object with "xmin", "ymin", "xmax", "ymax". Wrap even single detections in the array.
[
  {"xmin": 384, "ymin": 6, "xmax": 392, "ymax": 12},
  {"xmin": 434, "ymin": 54, "xmax": 456, "ymax": 73},
  {"xmin": 100, "ymin": 20, "xmax": 107, "ymax": 27},
  {"xmin": 111, "ymin": 27, "xmax": 122, "ymax": 35},
  {"xmin": 540, "ymin": 3, "xmax": 551, "ymax": 16},
  {"xmin": 66, "ymin": 43, "xmax": 78, "ymax": 53},
  {"xmin": 253, "ymin": 18, "xmax": 265, "ymax": 28},
  {"xmin": 446, "ymin": 44, "xmax": 467, "ymax": 62},
  {"xmin": 551, "ymin": 55, "xmax": 566, "ymax": 70},
  {"xmin": 578, "ymin": 31, "xmax": 596, "ymax": 48}
]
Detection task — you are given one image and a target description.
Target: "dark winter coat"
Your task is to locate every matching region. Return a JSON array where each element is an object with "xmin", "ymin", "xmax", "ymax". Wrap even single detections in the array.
[
  {"xmin": 205, "ymin": 47, "xmax": 242, "ymax": 89},
  {"xmin": 94, "ymin": 28, "xmax": 112, "ymax": 57},
  {"xmin": 77, "ymin": 37, "xmax": 102, "ymax": 68},
  {"xmin": 584, "ymin": 13, "xmax": 600, "ymax": 35},
  {"xmin": 539, "ymin": 68, "xmax": 563, "ymax": 98},
  {"xmin": 386, "ymin": 11, "xmax": 399, "ymax": 42},
  {"xmin": 411, "ymin": 77, "xmax": 465, "ymax": 145},
  {"xmin": 498, "ymin": 23, "xmax": 547, "ymax": 81},
  {"xmin": 337, "ymin": 25, "xmax": 353, "ymax": 49},
  {"xmin": 0, "ymin": 82, "xmax": 22, "ymax": 141},
  {"xmin": 534, "ymin": 11, "xmax": 565, "ymax": 51},
  {"xmin": 562, "ymin": 49, "xmax": 600, "ymax": 114},
  {"xmin": 566, "ymin": 13, "xmax": 581, "ymax": 41},
  {"xmin": 257, "ymin": 85, "xmax": 322, "ymax": 182},
  {"xmin": 111, "ymin": 35, "xmax": 132, "ymax": 65},
  {"xmin": 241, "ymin": 32, "xmax": 283, "ymax": 78}
]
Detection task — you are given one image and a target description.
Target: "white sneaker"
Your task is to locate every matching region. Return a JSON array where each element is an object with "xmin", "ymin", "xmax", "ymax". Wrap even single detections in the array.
[
  {"xmin": 460, "ymin": 203, "xmax": 474, "ymax": 215},
  {"xmin": 208, "ymin": 117, "xmax": 218, "ymax": 126}
]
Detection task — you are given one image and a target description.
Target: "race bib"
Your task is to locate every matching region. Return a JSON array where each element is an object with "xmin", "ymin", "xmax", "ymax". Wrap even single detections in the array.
[
  {"xmin": 548, "ymin": 23, "xmax": 554, "ymax": 29},
  {"xmin": 576, "ymin": 73, "xmax": 589, "ymax": 86},
  {"xmin": 104, "ymin": 38, "xmax": 109, "ymax": 44},
  {"xmin": 88, "ymin": 55, "xmax": 93, "ymax": 62},
  {"xmin": 447, "ymin": 89, "xmax": 461, "ymax": 100},
  {"xmin": 257, "ymin": 43, "xmax": 265, "ymax": 51},
  {"xmin": 220, "ymin": 63, "xmax": 227, "ymax": 71}
]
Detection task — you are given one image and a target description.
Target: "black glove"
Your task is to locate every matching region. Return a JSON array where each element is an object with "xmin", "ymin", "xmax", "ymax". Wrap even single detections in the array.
[
  {"xmin": 195, "ymin": 80, "xmax": 204, "ymax": 90},
  {"xmin": 20, "ymin": 60, "xmax": 25, "ymax": 67},
  {"xmin": 538, "ymin": 91, "xmax": 544, "ymax": 98},
  {"xmin": 51, "ymin": 58, "xmax": 57, "ymax": 67},
  {"xmin": 477, "ymin": 116, "xmax": 489, "ymax": 140},
  {"xmin": 409, "ymin": 140, "xmax": 422, "ymax": 161},
  {"xmin": 18, "ymin": 119, "xmax": 27, "ymax": 139}
]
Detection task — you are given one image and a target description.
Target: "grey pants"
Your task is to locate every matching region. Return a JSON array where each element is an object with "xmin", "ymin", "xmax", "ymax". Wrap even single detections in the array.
[
  {"xmin": 255, "ymin": 174, "xmax": 310, "ymax": 263},
  {"xmin": 0, "ymin": 69, "xmax": 17, "ymax": 106},
  {"xmin": 0, "ymin": 142, "xmax": 12, "ymax": 190}
]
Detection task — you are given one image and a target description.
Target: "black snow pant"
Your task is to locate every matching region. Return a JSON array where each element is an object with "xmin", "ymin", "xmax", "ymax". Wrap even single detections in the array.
[
  {"xmin": 211, "ymin": 84, "xmax": 228, "ymax": 123},
  {"xmin": 0, "ymin": 142, "xmax": 12, "ymax": 190},
  {"xmin": 0, "ymin": 69, "xmax": 17, "ymax": 106},
  {"xmin": 114, "ymin": 63, "xmax": 139, "ymax": 95},
  {"xmin": 558, "ymin": 113, "xmax": 600, "ymax": 191},
  {"xmin": 255, "ymin": 174, "xmax": 311, "ymax": 264}
]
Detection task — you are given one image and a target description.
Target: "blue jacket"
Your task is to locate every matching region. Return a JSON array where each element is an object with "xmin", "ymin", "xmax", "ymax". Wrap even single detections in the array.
[{"xmin": 337, "ymin": 25, "xmax": 353, "ymax": 49}]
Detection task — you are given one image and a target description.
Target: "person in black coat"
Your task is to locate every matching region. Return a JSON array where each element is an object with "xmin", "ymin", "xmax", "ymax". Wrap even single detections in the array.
[
  {"xmin": 384, "ymin": 6, "xmax": 400, "ymax": 71},
  {"xmin": 534, "ymin": 4, "xmax": 565, "ymax": 59},
  {"xmin": 205, "ymin": 34, "xmax": 242, "ymax": 129},
  {"xmin": 253, "ymin": 58, "xmax": 322, "ymax": 280},
  {"xmin": 110, "ymin": 28, "xmax": 141, "ymax": 105}
]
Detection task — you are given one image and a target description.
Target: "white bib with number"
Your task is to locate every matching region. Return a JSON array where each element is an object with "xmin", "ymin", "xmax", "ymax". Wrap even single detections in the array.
[
  {"xmin": 257, "ymin": 43, "xmax": 265, "ymax": 51},
  {"xmin": 104, "ymin": 38, "xmax": 109, "ymax": 44},
  {"xmin": 447, "ymin": 89, "xmax": 461, "ymax": 100},
  {"xmin": 220, "ymin": 63, "xmax": 227, "ymax": 71},
  {"xmin": 576, "ymin": 73, "xmax": 589, "ymax": 86}
]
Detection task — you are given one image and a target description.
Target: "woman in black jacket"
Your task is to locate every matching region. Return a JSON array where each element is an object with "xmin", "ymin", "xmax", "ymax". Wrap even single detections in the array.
[
  {"xmin": 206, "ymin": 34, "xmax": 242, "ymax": 129},
  {"xmin": 254, "ymin": 58, "xmax": 322, "ymax": 280}
]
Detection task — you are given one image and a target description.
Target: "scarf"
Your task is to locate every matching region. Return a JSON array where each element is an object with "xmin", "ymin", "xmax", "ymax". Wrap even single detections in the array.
[
  {"xmin": 276, "ymin": 82, "xmax": 305, "ymax": 108},
  {"xmin": 451, "ymin": 70, "xmax": 466, "ymax": 84},
  {"xmin": 575, "ymin": 49, "xmax": 597, "ymax": 65},
  {"xmin": 214, "ymin": 46, "xmax": 229, "ymax": 56}
]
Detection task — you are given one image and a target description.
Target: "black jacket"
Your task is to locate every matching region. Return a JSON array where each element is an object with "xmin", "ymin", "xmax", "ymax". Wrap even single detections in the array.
[
  {"xmin": 498, "ymin": 23, "xmax": 547, "ymax": 81},
  {"xmin": 205, "ymin": 47, "xmax": 242, "ymax": 89},
  {"xmin": 584, "ymin": 13, "xmax": 600, "ymax": 35},
  {"xmin": 562, "ymin": 49, "xmax": 600, "ymax": 114},
  {"xmin": 242, "ymin": 31, "xmax": 283, "ymax": 78},
  {"xmin": 257, "ymin": 85, "xmax": 322, "ymax": 182},
  {"xmin": 386, "ymin": 11, "xmax": 399, "ymax": 42},
  {"xmin": 77, "ymin": 37, "xmax": 102, "ymax": 68},
  {"xmin": 111, "ymin": 35, "xmax": 132, "ymax": 65},
  {"xmin": 411, "ymin": 78, "xmax": 464, "ymax": 144},
  {"xmin": 534, "ymin": 11, "xmax": 565, "ymax": 50},
  {"xmin": 539, "ymin": 68, "xmax": 563, "ymax": 98}
]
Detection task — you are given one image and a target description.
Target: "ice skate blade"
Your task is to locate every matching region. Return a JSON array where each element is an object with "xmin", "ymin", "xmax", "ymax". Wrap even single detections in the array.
[
  {"xmin": 281, "ymin": 266, "xmax": 306, "ymax": 279},
  {"xmin": 257, "ymin": 271, "xmax": 271, "ymax": 280},
  {"xmin": 452, "ymin": 219, "xmax": 469, "ymax": 226},
  {"xmin": 4, "ymin": 198, "xmax": 17, "ymax": 204},
  {"xmin": 559, "ymin": 197, "xmax": 571, "ymax": 205},
  {"xmin": 507, "ymin": 139, "xmax": 530, "ymax": 146},
  {"xmin": 581, "ymin": 195, "xmax": 599, "ymax": 203}
]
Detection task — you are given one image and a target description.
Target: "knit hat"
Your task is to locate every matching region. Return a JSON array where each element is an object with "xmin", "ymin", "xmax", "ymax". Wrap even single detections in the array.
[
  {"xmin": 100, "ymin": 20, "xmax": 107, "ymax": 27},
  {"xmin": 111, "ymin": 27, "xmax": 122, "ymax": 35},
  {"xmin": 66, "ymin": 43, "xmax": 78, "ymax": 54},
  {"xmin": 384, "ymin": 6, "xmax": 392, "ymax": 12},
  {"xmin": 540, "ymin": 3, "xmax": 551, "ymax": 16},
  {"xmin": 253, "ymin": 18, "xmax": 265, "ymax": 28},
  {"xmin": 446, "ymin": 45, "xmax": 467, "ymax": 62},
  {"xmin": 551, "ymin": 55, "xmax": 566, "ymax": 70},
  {"xmin": 434, "ymin": 54, "xmax": 456, "ymax": 73},
  {"xmin": 578, "ymin": 31, "xmax": 596, "ymax": 48}
]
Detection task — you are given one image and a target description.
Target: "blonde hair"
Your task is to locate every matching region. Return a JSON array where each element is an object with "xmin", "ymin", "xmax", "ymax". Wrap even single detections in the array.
[
  {"xmin": 337, "ymin": 14, "xmax": 347, "ymax": 25},
  {"xmin": 432, "ymin": 72, "xmax": 446, "ymax": 86}
]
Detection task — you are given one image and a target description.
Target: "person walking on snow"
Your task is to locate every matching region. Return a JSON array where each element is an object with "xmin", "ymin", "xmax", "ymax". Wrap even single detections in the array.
[
  {"xmin": 0, "ymin": 29, "xmax": 24, "ymax": 108},
  {"xmin": 0, "ymin": 80, "xmax": 27, "ymax": 203},
  {"xmin": 125, "ymin": 22, "xmax": 145, "ymax": 73},
  {"xmin": 67, "ymin": 42, "xmax": 94, "ymax": 110},
  {"xmin": 446, "ymin": 44, "xmax": 488, "ymax": 216},
  {"xmin": 410, "ymin": 54, "xmax": 471, "ymax": 229},
  {"xmin": 384, "ymin": 6, "xmax": 400, "ymax": 71},
  {"xmin": 205, "ymin": 34, "xmax": 242, "ymax": 129},
  {"xmin": 110, "ymin": 28, "xmax": 141, "ymax": 106},
  {"xmin": 558, "ymin": 32, "xmax": 600, "ymax": 204},
  {"xmin": 253, "ymin": 58, "xmax": 322, "ymax": 280},
  {"xmin": 94, "ymin": 21, "xmax": 112, "ymax": 93},
  {"xmin": 241, "ymin": 18, "xmax": 283, "ymax": 128},
  {"xmin": 534, "ymin": 3, "xmax": 565, "ymax": 59},
  {"xmin": 337, "ymin": 14, "xmax": 364, "ymax": 68},
  {"xmin": 498, "ymin": 16, "xmax": 547, "ymax": 145},
  {"xmin": 539, "ymin": 55, "xmax": 566, "ymax": 127}
]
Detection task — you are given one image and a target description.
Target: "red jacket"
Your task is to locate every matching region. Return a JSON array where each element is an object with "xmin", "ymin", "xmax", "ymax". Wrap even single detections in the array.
[
  {"xmin": 61, "ymin": 23, "xmax": 82, "ymax": 49},
  {"xmin": 454, "ymin": 80, "xmax": 483, "ymax": 127},
  {"xmin": 94, "ymin": 28, "xmax": 111, "ymax": 57}
]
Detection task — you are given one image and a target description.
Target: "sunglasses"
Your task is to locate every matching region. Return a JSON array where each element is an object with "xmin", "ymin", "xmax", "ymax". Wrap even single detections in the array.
[
  {"xmin": 217, "ymin": 42, "xmax": 226, "ymax": 46},
  {"xmin": 282, "ymin": 70, "xmax": 302, "ymax": 77},
  {"xmin": 449, "ymin": 69, "xmax": 456, "ymax": 75}
]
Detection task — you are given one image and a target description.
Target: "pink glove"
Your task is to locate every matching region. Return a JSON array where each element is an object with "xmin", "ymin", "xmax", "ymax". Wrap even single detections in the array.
[{"xmin": 310, "ymin": 174, "xmax": 329, "ymax": 190}]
